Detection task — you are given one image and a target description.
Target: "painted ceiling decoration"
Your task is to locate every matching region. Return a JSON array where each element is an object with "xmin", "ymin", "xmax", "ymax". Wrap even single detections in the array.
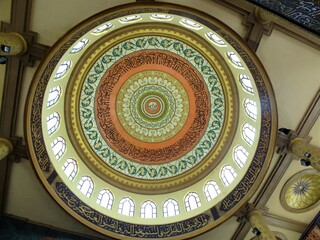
[
  {"xmin": 280, "ymin": 169, "xmax": 320, "ymax": 212},
  {"xmin": 248, "ymin": 0, "xmax": 320, "ymax": 35},
  {"xmin": 25, "ymin": 3, "xmax": 277, "ymax": 239}
]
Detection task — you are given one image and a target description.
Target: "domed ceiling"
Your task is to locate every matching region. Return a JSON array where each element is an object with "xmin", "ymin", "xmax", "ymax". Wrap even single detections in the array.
[{"xmin": 25, "ymin": 3, "xmax": 277, "ymax": 239}]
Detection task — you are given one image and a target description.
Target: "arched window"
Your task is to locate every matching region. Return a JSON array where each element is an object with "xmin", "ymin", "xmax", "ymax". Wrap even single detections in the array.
[
  {"xmin": 244, "ymin": 99, "xmax": 257, "ymax": 120},
  {"xmin": 92, "ymin": 23, "xmax": 113, "ymax": 34},
  {"xmin": 242, "ymin": 123, "xmax": 256, "ymax": 146},
  {"xmin": 239, "ymin": 74, "xmax": 254, "ymax": 94},
  {"xmin": 77, "ymin": 176, "xmax": 94, "ymax": 198},
  {"xmin": 185, "ymin": 192, "xmax": 201, "ymax": 211},
  {"xmin": 119, "ymin": 15, "xmax": 141, "ymax": 23},
  {"xmin": 204, "ymin": 181, "xmax": 221, "ymax": 201},
  {"xmin": 141, "ymin": 200, "xmax": 157, "ymax": 218},
  {"xmin": 118, "ymin": 197, "xmax": 134, "ymax": 216},
  {"xmin": 163, "ymin": 199, "xmax": 179, "ymax": 217},
  {"xmin": 234, "ymin": 146, "xmax": 249, "ymax": 168},
  {"xmin": 54, "ymin": 61, "xmax": 71, "ymax": 79},
  {"xmin": 180, "ymin": 18, "xmax": 202, "ymax": 30},
  {"xmin": 97, "ymin": 189, "xmax": 114, "ymax": 209},
  {"xmin": 206, "ymin": 32, "xmax": 225, "ymax": 46},
  {"xmin": 150, "ymin": 14, "xmax": 173, "ymax": 21},
  {"xmin": 227, "ymin": 52, "xmax": 243, "ymax": 68},
  {"xmin": 221, "ymin": 165, "xmax": 237, "ymax": 187},
  {"xmin": 51, "ymin": 137, "xmax": 66, "ymax": 160},
  {"xmin": 46, "ymin": 112, "xmax": 60, "ymax": 135},
  {"xmin": 62, "ymin": 158, "xmax": 78, "ymax": 181},
  {"xmin": 47, "ymin": 86, "xmax": 61, "ymax": 107},
  {"xmin": 70, "ymin": 39, "xmax": 89, "ymax": 54}
]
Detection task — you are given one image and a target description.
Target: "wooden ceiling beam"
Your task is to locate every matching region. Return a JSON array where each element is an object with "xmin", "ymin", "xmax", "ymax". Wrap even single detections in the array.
[
  {"xmin": 232, "ymin": 90, "xmax": 320, "ymax": 240},
  {"xmin": 264, "ymin": 212, "xmax": 308, "ymax": 233},
  {"xmin": 0, "ymin": 0, "xmax": 49, "ymax": 215},
  {"xmin": 212, "ymin": 0, "xmax": 320, "ymax": 50}
]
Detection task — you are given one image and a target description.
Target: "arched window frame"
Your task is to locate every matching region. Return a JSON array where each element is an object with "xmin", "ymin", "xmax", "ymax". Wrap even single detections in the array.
[
  {"xmin": 244, "ymin": 99, "xmax": 257, "ymax": 120},
  {"xmin": 46, "ymin": 112, "xmax": 60, "ymax": 135},
  {"xmin": 242, "ymin": 123, "xmax": 256, "ymax": 146},
  {"xmin": 47, "ymin": 86, "xmax": 61, "ymax": 107},
  {"xmin": 118, "ymin": 197, "xmax": 135, "ymax": 217},
  {"xmin": 92, "ymin": 23, "xmax": 113, "ymax": 34},
  {"xmin": 51, "ymin": 136, "xmax": 66, "ymax": 160},
  {"xmin": 97, "ymin": 189, "xmax": 114, "ymax": 210},
  {"xmin": 62, "ymin": 158, "xmax": 78, "ymax": 181},
  {"xmin": 239, "ymin": 74, "xmax": 254, "ymax": 94},
  {"xmin": 119, "ymin": 15, "xmax": 141, "ymax": 23},
  {"xmin": 221, "ymin": 165, "xmax": 237, "ymax": 187},
  {"xmin": 141, "ymin": 200, "xmax": 157, "ymax": 218},
  {"xmin": 54, "ymin": 61, "xmax": 71, "ymax": 79},
  {"xmin": 233, "ymin": 145, "xmax": 249, "ymax": 169},
  {"xmin": 163, "ymin": 199, "xmax": 180, "ymax": 217},
  {"xmin": 206, "ymin": 32, "xmax": 226, "ymax": 46},
  {"xmin": 204, "ymin": 181, "xmax": 221, "ymax": 201},
  {"xmin": 180, "ymin": 18, "xmax": 202, "ymax": 30},
  {"xmin": 70, "ymin": 39, "xmax": 89, "ymax": 54},
  {"xmin": 77, "ymin": 176, "xmax": 94, "ymax": 198},
  {"xmin": 227, "ymin": 52, "xmax": 243, "ymax": 69},
  {"xmin": 150, "ymin": 14, "xmax": 173, "ymax": 21},
  {"xmin": 185, "ymin": 192, "xmax": 201, "ymax": 212}
]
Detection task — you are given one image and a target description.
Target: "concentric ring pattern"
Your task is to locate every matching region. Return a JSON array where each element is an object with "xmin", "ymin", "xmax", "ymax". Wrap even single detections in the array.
[
  {"xmin": 281, "ymin": 170, "xmax": 320, "ymax": 212},
  {"xmin": 25, "ymin": 3, "xmax": 277, "ymax": 240}
]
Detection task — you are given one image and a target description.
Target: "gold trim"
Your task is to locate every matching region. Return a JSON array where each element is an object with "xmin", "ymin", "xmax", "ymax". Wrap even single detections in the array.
[
  {"xmin": 65, "ymin": 23, "xmax": 238, "ymax": 194},
  {"xmin": 24, "ymin": 2, "xmax": 278, "ymax": 239},
  {"xmin": 280, "ymin": 169, "xmax": 320, "ymax": 213}
]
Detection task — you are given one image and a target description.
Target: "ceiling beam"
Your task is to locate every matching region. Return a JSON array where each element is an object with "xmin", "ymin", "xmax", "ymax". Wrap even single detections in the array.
[
  {"xmin": 0, "ymin": 0, "xmax": 50, "ymax": 215},
  {"xmin": 232, "ymin": 89, "xmax": 320, "ymax": 239},
  {"xmin": 242, "ymin": 8, "xmax": 274, "ymax": 51},
  {"xmin": 264, "ymin": 213, "xmax": 308, "ymax": 233},
  {"xmin": 213, "ymin": 0, "xmax": 320, "ymax": 50}
]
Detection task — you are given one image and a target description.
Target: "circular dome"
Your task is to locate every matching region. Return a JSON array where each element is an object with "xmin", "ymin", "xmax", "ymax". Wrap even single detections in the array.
[
  {"xmin": 25, "ymin": 3, "xmax": 277, "ymax": 239},
  {"xmin": 281, "ymin": 170, "xmax": 320, "ymax": 212}
]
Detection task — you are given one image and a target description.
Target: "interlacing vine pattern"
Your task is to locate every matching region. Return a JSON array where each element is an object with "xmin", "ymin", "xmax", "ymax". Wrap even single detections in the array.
[
  {"xmin": 26, "ymin": 6, "xmax": 276, "ymax": 239},
  {"xmin": 80, "ymin": 35, "xmax": 225, "ymax": 179}
]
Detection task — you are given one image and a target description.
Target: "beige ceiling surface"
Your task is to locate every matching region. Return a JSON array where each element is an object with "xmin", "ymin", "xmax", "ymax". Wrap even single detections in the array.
[
  {"xmin": 15, "ymin": 63, "xmax": 38, "ymax": 141},
  {"xmin": 160, "ymin": 0, "xmax": 248, "ymax": 38},
  {"xmin": 257, "ymin": 29, "xmax": 320, "ymax": 130},
  {"xmin": 310, "ymin": 116, "xmax": 320, "ymax": 146},
  {"xmin": 29, "ymin": 0, "xmax": 135, "ymax": 46},
  {"xmin": 257, "ymin": 27, "xmax": 320, "ymax": 226},
  {"xmin": 265, "ymin": 117, "xmax": 320, "ymax": 224},
  {"xmin": 1, "ymin": 0, "xmax": 319, "ymax": 239}
]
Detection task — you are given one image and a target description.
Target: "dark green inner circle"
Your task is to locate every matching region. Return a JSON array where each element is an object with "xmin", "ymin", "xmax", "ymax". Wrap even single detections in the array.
[{"xmin": 136, "ymin": 91, "xmax": 170, "ymax": 122}]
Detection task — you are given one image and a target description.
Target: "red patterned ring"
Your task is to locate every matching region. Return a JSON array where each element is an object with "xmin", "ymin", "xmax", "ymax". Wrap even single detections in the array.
[{"xmin": 95, "ymin": 50, "xmax": 210, "ymax": 164}]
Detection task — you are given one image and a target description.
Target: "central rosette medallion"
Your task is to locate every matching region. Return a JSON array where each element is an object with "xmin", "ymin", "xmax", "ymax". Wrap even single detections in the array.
[
  {"xmin": 116, "ymin": 70, "xmax": 189, "ymax": 143},
  {"xmin": 96, "ymin": 50, "xmax": 208, "ymax": 164},
  {"xmin": 71, "ymin": 32, "xmax": 231, "ymax": 188}
]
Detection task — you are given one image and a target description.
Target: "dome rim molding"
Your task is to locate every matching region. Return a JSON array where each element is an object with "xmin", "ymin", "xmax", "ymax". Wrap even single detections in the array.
[{"xmin": 24, "ymin": 2, "xmax": 278, "ymax": 239}]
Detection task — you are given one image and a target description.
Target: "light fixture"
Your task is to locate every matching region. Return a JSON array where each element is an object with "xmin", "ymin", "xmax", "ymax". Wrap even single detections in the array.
[{"xmin": 0, "ymin": 56, "xmax": 7, "ymax": 64}]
